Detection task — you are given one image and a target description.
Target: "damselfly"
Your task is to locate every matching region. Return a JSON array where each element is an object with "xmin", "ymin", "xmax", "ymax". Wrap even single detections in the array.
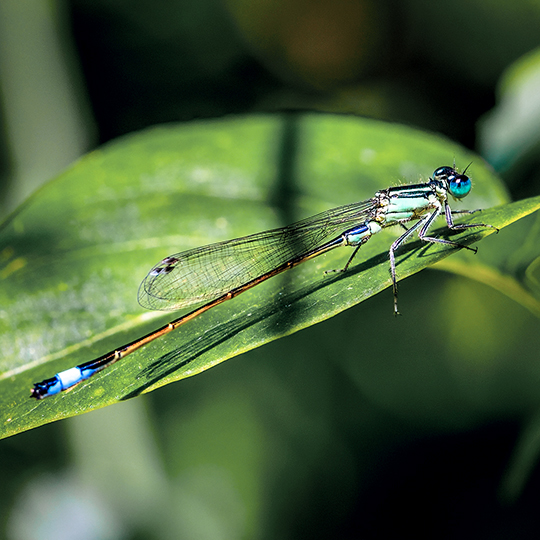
[{"xmin": 31, "ymin": 165, "xmax": 497, "ymax": 399}]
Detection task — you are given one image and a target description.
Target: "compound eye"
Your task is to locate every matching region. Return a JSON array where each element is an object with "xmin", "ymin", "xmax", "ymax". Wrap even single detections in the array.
[
  {"xmin": 432, "ymin": 166, "xmax": 455, "ymax": 180},
  {"xmin": 449, "ymin": 174, "xmax": 472, "ymax": 198}
]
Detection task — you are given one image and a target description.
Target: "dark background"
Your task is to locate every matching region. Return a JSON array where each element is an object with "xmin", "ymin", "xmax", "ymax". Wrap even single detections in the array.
[{"xmin": 1, "ymin": 1, "xmax": 540, "ymax": 538}]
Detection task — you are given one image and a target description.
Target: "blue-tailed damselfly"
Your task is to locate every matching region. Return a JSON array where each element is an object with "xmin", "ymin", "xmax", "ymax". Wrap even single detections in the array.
[{"xmin": 31, "ymin": 165, "xmax": 497, "ymax": 399}]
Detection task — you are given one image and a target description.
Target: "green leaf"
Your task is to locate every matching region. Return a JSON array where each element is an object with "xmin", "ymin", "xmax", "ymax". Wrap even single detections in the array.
[
  {"xmin": 1, "ymin": 113, "xmax": 537, "ymax": 438},
  {"xmin": 435, "ymin": 202, "xmax": 540, "ymax": 317},
  {"xmin": 479, "ymin": 46, "xmax": 540, "ymax": 171}
]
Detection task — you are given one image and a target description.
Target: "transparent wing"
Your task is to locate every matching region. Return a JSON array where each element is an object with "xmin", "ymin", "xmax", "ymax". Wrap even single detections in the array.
[{"xmin": 138, "ymin": 197, "xmax": 377, "ymax": 311}]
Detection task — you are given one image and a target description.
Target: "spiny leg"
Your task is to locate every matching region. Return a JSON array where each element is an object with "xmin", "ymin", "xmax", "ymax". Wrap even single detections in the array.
[
  {"xmin": 451, "ymin": 208, "xmax": 481, "ymax": 216},
  {"xmin": 388, "ymin": 217, "xmax": 428, "ymax": 315},
  {"xmin": 417, "ymin": 203, "xmax": 499, "ymax": 253},
  {"xmin": 324, "ymin": 243, "xmax": 364, "ymax": 275},
  {"xmin": 415, "ymin": 205, "xmax": 479, "ymax": 253},
  {"xmin": 401, "ymin": 204, "xmax": 498, "ymax": 314},
  {"xmin": 444, "ymin": 202, "xmax": 499, "ymax": 234},
  {"xmin": 324, "ymin": 227, "xmax": 374, "ymax": 276}
]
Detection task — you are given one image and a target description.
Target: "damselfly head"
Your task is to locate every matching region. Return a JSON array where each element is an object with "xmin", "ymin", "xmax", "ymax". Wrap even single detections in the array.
[{"xmin": 432, "ymin": 165, "xmax": 472, "ymax": 199}]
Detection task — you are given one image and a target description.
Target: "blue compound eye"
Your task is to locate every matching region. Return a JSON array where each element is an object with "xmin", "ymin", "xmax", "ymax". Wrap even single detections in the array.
[{"xmin": 448, "ymin": 174, "xmax": 472, "ymax": 199}]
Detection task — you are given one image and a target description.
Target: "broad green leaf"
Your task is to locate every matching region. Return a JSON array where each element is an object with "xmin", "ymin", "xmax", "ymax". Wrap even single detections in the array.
[
  {"xmin": 1, "ymin": 113, "xmax": 537, "ymax": 439},
  {"xmin": 435, "ymin": 205, "xmax": 540, "ymax": 317}
]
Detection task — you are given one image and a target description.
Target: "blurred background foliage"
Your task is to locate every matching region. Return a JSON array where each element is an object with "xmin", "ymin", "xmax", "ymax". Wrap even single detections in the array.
[{"xmin": 0, "ymin": 0, "xmax": 540, "ymax": 539}]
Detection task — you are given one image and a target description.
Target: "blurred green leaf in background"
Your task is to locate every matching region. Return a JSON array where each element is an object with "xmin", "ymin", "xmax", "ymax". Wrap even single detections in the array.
[{"xmin": 1, "ymin": 1, "xmax": 540, "ymax": 539}]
